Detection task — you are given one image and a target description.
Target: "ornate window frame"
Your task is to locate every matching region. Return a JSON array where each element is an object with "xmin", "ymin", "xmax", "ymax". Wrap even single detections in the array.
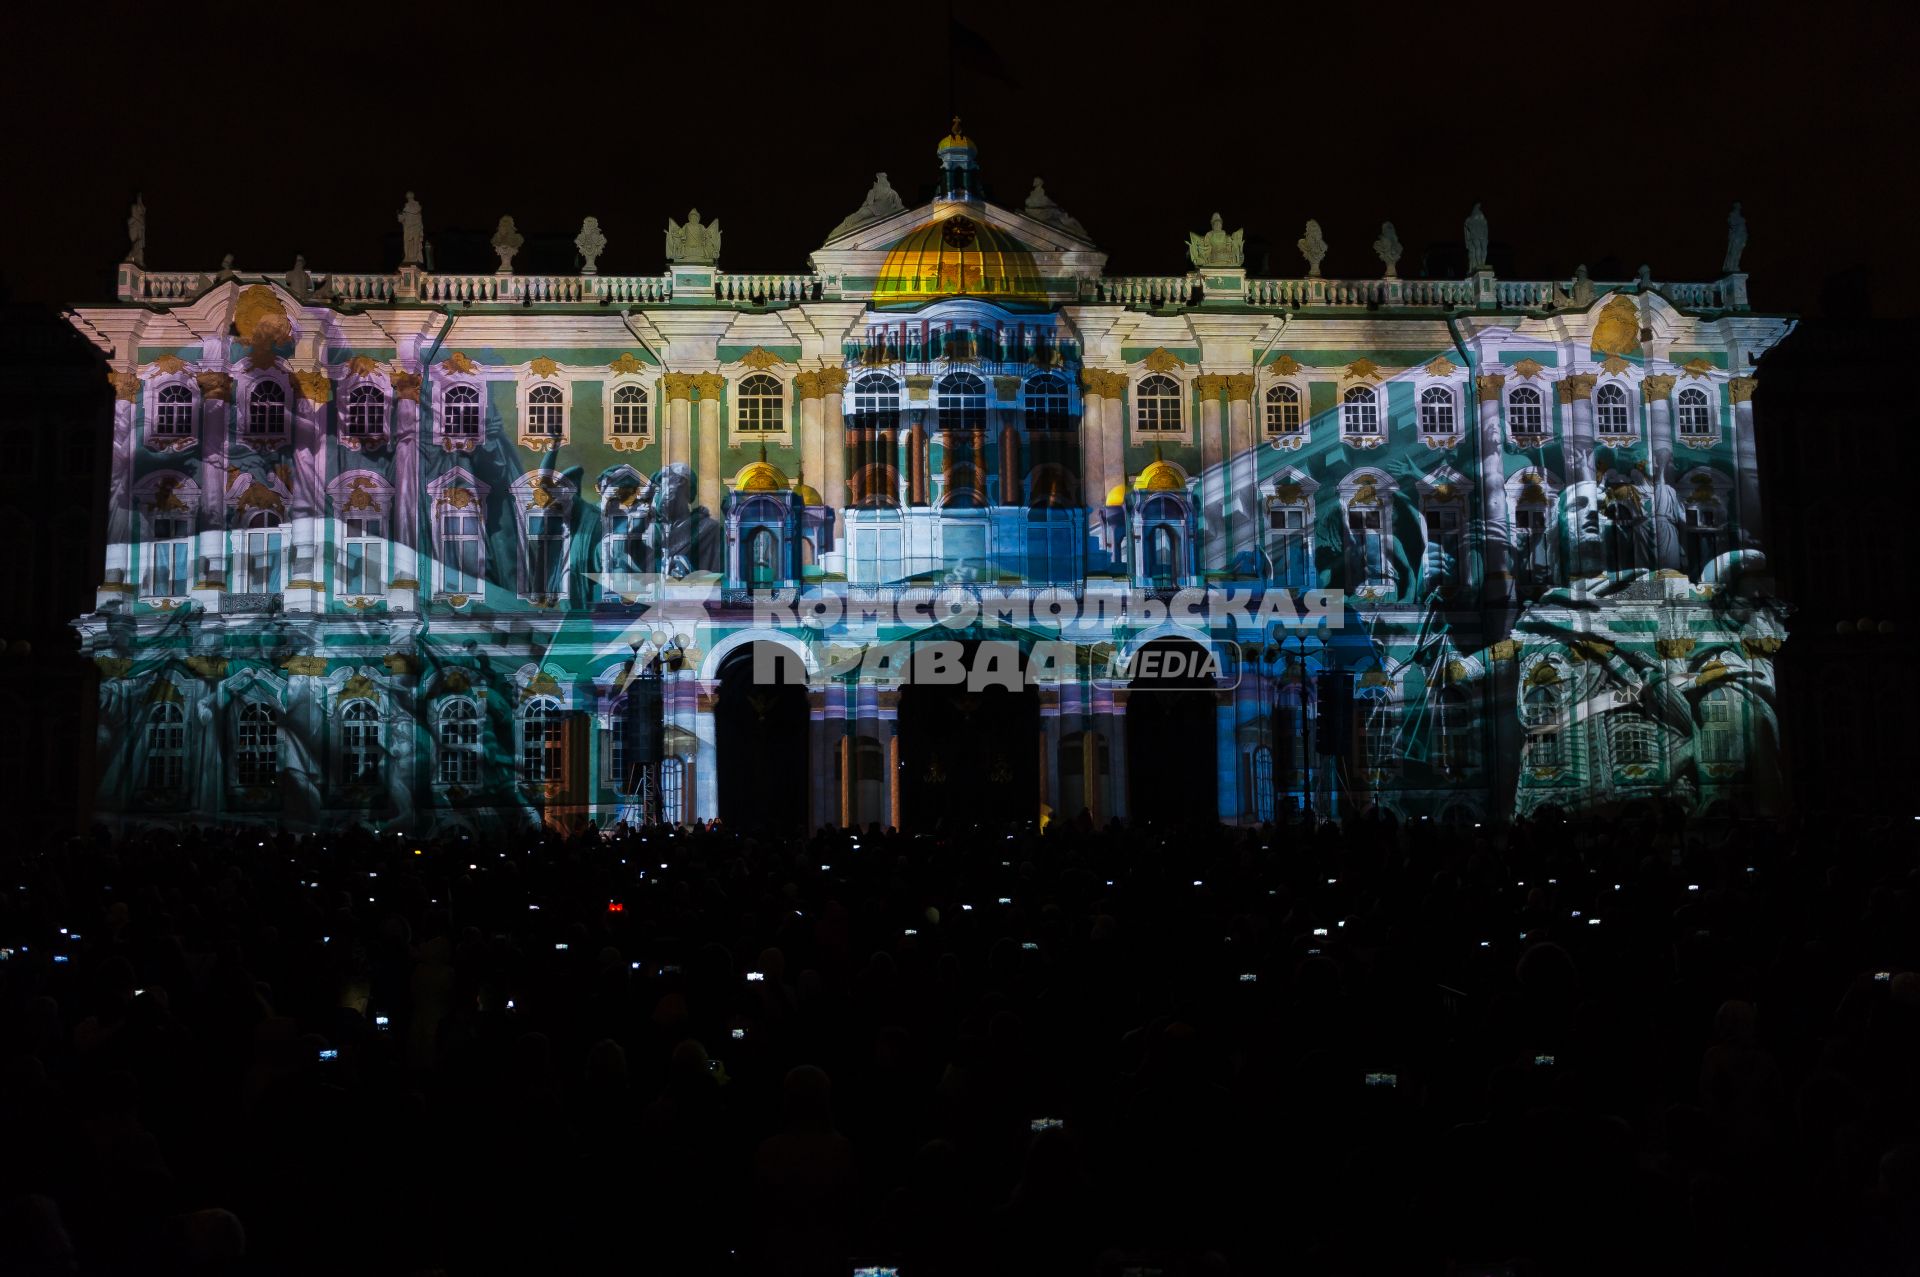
[
  {"xmin": 1416, "ymin": 372, "xmax": 1464, "ymax": 449},
  {"xmin": 1130, "ymin": 369, "xmax": 1191, "ymax": 444},
  {"xmin": 1353, "ymin": 667, "xmax": 1402, "ymax": 779},
  {"xmin": 510, "ymin": 470, "xmax": 577, "ymax": 606},
  {"xmin": 134, "ymin": 470, "xmax": 200, "ymax": 603},
  {"xmin": 516, "ymin": 363, "xmax": 572, "ymax": 451},
  {"xmin": 144, "ymin": 370, "xmax": 200, "ymax": 453},
  {"xmin": 1520, "ymin": 660, "xmax": 1570, "ymax": 778},
  {"xmin": 1265, "ymin": 467, "xmax": 1319, "ymax": 588},
  {"xmin": 1505, "ymin": 467, "xmax": 1559, "ymax": 548},
  {"xmin": 236, "ymin": 370, "xmax": 291, "ymax": 449},
  {"xmin": 436, "ymin": 374, "xmax": 487, "ymax": 453},
  {"xmin": 1021, "ymin": 372, "xmax": 1074, "ymax": 432},
  {"xmin": 1416, "ymin": 464, "xmax": 1474, "ymax": 594},
  {"xmin": 607, "ymin": 375, "xmax": 652, "ymax": 451},
  {"xmin": 428, "ymin": 468, "xmax": 491, "ymax": 603},
  {"xmin": 335, "ymin": 693, "xmax": 385, "ymax": 789},
  {"xmin": 1673, "ymin": 379, "xmax": 1721, "ymax": 449},
  {"xmin": 1505, "ymin": 381, "xmax": 1551, "ymax": 449},
  {"xmin": 519, "ymin": 693, "xmax": 568, "ymax": 789},
  {"xmin": 233, "ymin": 696, "xmax": 283, "ymax": 793},
  {"xmin": 337, "ymin": 363, "xmax": 391, "ymax": 452},
  {"xmin": 1337, "ymin": 377, "xmax": 1385, "ymax": 450},
  {"xmin": 730, "ymin": 368, "xmax": 792, "ymax": 445},
  {"xmin": 1338, "ymin": 468, "xmax": 1398, "ymax": 597},
  {"xmin": 1592, "ymin": 375, "xmax": 1640, "ymax": 447},
  {"xmin": 434, "ymin": 696, "xmax": 483, "ymax": 790},
  {"xmin": 327, "ymin": 469, "xmax": 396, "ymax": 604},
  {"xmin": 1260, "ymin": 364, "xmax": 1310, "ymax": 449}
]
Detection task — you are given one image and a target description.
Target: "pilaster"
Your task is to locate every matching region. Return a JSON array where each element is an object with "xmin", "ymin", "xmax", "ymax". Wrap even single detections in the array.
[
  {"xmin": 693, "ymin": 372, "xmax": 724, "ymax": 518},
  {"xmin": 1730, "ymin": 377, "xmax": 1763, "ymax": 549},
  {"xmin": 663, "ymin": 372, "xmax": 694, "ymax": 472},
  {"xmin": 1197, "ymin": 374, "xmax": 1227, "ymax": 571}
]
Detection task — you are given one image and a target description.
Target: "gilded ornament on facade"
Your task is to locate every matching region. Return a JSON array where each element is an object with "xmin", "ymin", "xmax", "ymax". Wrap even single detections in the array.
[
  {"xmin": 1655, "ymin": 638, "xmax": 1697, "ymax": 659},
  {"xmin": 439, "ymin": 669, "xmax": 471, "ymax": 694},
  {"xmin": 1225, "ymin": 373, "xmax": 1255, "ymax": 402},
  {"xmin": 523, "ymin": 671, "xmax": 561, "ymax": 700},
  {"xmin": 339, "ymin": 674, "xmax": 377, "ymax": 701},
  {"xmin": 1195, "ymin": 373, "xmax": 1227, "ymax": 397},
  {"xmin": 196, "ymin": 371, "xmax": 233, "ymax": 401},
  {"xmin": 440, "ymin": 486, "xmax": 475, "ymax": 510},
  {"xmin": 233, "ymin": 285, "xmax": 287, "ymax": 339},
  {"xmin": 147, "ymin": 354, "xmax": 189, "ymax": 375},
  {"xmin": 348, "ymin": 355, "xmax": 381, "ymax": 379},
  {"xmin": 1601, "ymin": 355, "xmax": 1631, "ymax": 376},
  {"xmin": 1142, "ymin": 347, "xmax": 1185, "ymax": 373},
  {"xmin": 1565, "ymin": 637, "xmax": 1613, "ymax": 663},
  {"xmin": 738, "ymin": 347, "xmax": 783, "ymax": 371},
  {"xmin": 1274, "ymin": 481, "xmax": 1303, "ymax": 504},
  {"xmin": 292, "ymin": 370, "xmax": 331, "ymax": 403},
  {"xmin": 148, "ymin": 476, "xmax": 189, "ymax": 513},
  {"xmin": 527, "ymin": 476, "xmax": 561, "ymax": 509},
  {"xmin": 1344, "ymin": 358, "xmax": 1383, "ymax": 381},
  {"xmin": 1680, "ymin": 357, "xmax": 1714, "ymax": 378},
  {"xmin": 1350, "ymin": 475, "xmax": 1380, "ymax": 507},
  {"xmin": 1564, "ymin": 373, "xmax": 1596, "ymax": 400},
  {"xmin": 1729, "ymin": 377, "xmax": 1757, "ymax": 403},
  {"xmin": 1642, "ymin": 374, "xmax": 1676, "ymax": 401},
  {"xmin": 185, "ymin": 654, "xmax": 227, "ymax": 679},
  {"xmin": 1424, "ymin": 358, "xmax": 1457, "ymax": 378},
  {"xmin": 390, "ymin": 369, "xmax": 421, "ymax": 402},
  {"xmin": 528, "ymin": 356, "xmax": 560, "ymax": 379},
  {"xmin": 442, "ymin": 352, "xmax": 479, "ymax": 376},
  {"xmin": 609, "ymin": 353, "xmax": 647, "ymax": 376},
  {"xmin": 794, "ymin": 370, "xmax": 823, "ymax": 400},
  {"xmin": 95, "ymin": 656, "xmax": 133, "ymax": 678},
  {"xmin": 662, "ymin": 372, "xmax": 695, "ymax": 400},
  {"xmin": 1359, "ymin": 669, "xmax": 1392, "ymax": 688},
  {"xmin": 1270, "ymin": 354, "xmax": 1302, "ymax": 377},
  {"xmin": 905, "ymin": 374, "xmax": 933, "ymax": 401},
  {"xmin": 107, "ymin": 370, "xmax": 139, "ymax": 401},
  {"xmin": 382, "ymin": 653, "xmax": 420, "ymax": 676},
  {"xmin": 1592, "ymin": 295, "xmax": 1642, "ymax": 357},
  {"xmin": 1510, "ymin": 357, "xmax": 1545, "ymax": 379},
  {"xmin": 343, "ymin": 597, "xmax": 382, "ymax": 610},
  {"xmin": 236, "ymin": 481, "xmax": 285, "ymax": 515},
  {"xmin": 344, "ymin": 476, "xmax": 382, "ymax": 512},
  {"xmin": 1489, "ymin": 639, "xmax": 1521, "ymax": 662},
  {"xmin": 148, "ymin": 680, "xmax": 182, "ymax": 703},
  {"xmin": 1742, "ymin": 636, "xmax": 1783, "ymax": 658},
  {"xmin": 992, "ymin": 375, "xmax": 1021, "ymax": 400},
  {"xmin": 1475, "ymin": 373, "xmax": 1505, "ymax": 401},
  {"xmin": 1696, "ymin": 658, "xmax": 1730, "ymax": 686},
  {"xmin": 817, "ymin": 367, "xmax": 847, "ymax": 395},
  {"xmin": 691, "ymin": 372, "xmax": 724, "ymax": 400},
  {"xmin": 1444, "ymin": 659, "xmax": 1468, "ymax": 684}
]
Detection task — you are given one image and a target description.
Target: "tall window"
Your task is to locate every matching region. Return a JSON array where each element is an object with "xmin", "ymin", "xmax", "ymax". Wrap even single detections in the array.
[
  {"xmin": 1026, "ymin": 507, "xmax": 1076, "ymax": 584},
  {"xmin": 344, "ymin": 385, "xmax": 386, "ymax": 437},
  {"xmin": 1251, "ymin": 746, "xmax": 1275, "ymax": 822},
  {"xmin": 240, "ymin": 510, "xmax": 284, "ymax": 593},
  {"xmin": 522, "ymin": 697, "xmax": 565, "ymax": 783},
  {"xmin": 1135, "ymin": 374, "xmax": 1183, "ymax": 433},
  {"xmin": 1419, "ymin": 385, "xmax": 1456, "ymax": 436},
  {"xmin": 145, "ymin": 702, "xmax": 184, "ymax": 791},
  {"xmin": 1270, "ymin": 504, "xmax": 1310, "ymax": 587},
  {"xmin": 1148, "ymin": 524, "xmax": 1178, "ymax": 589},
  {"xmin": 1595, "ymin": 383, "xmax": 1631, "ymax": 434},
  {"xmin": 747, "ymin": 527, "xmax": 778, "ymax": 588},
  {"xmin": 442, "ymin": 384, "xmax": 482, "ymax": 439},
  {"xmin": 153, "ymin": 385, "xmax": 194, "ymax": 437},
  {"xmin": 660, "ymin": 755, "xmax": 685, "ymax": 825},
  {"xmin": 1523, "ymin": 685, "xmax": 1564, "ymax": 768},
  {"xmin": 1686, "ymin": 501, "xmax": 1722, "ymax": 577},
  {"xmin": 938, "ymin": 372, "xmax": 987, "ymax": 433},
  {"xmin": 247, "ymin": 381, "xmax": 287, "ymax": 435},
  {"xmin": 526, "ymin": 384, "xmax": 564, "ymax": 437},
  {"xmin": 852, "ymin": 374, "xmax": 900, "ymax": 428},
  {"xmin": 341, "ymin": 514, "xmax": 384, "ymax": 595},
  {"xmin": 602, "ymin": 506, "xmax": 644, "ymax": 589},
  {"xmin": 237, "ymin": 703, "xmax": 278, "ymax": 787},
  {"xmin": 608, "ymin": 697, "xmax": 632, "ymax": 792},
  {"xmin": 526, "ymin": 511, "xmax": 565, "ymax": 594},
  {"xmin": 1610, "ymin": 712, "xmax": 1657, "ymax": 768},
  {"xmin": 1341, "ymin": 386, "xmax": 1380, "ymax": 436},
  {"xmin": 147, "ymin": 514, "xmax": 192, "ymax": 598},
  {"xmin": 1356, "ymin": 687, "xmax": 1396, "ymax": 773},
  {"xmin": 737, "ymin": 374, "xmax": 784, "ymax": 433},
  {"xmin": 1507, "ymin": 386, "xmax": 1544, "ymax": 436},
  {"xmin": 611, "ymin": 384, "xmax": 649, "ymax": 437},
  {"xmin": 1435, "ymin": 685, "xmax": 1477, "ymax": 773},
  {"xmin": 1265, "ymin": 384, "xmax": 1302, "ymax": 436},
  {"xmin": 1676, "ymin": 387, "xmax": 1712, "ymax": 435},
  {"xmin": 1700, "ymin": 687, "xmax": 1738, "ymax": 765},
  {"xmin": 437, "ymin": 699, "xmax": 481, "ymax": 787},
  {"xmin": 340, "ymin": 701, "xmax": 382, "ymax": 784},
  {"xmin": 1349, "ymin": 506, "xmax": 1387, "ymax": 583},
  {"xmin": 850, "ymin": 512, "xmax": 902, "ymax": 584},
  {"xmin": 1024, "ymin": 374, "xmax": 1071, "ymax": 431},
  {"xmin": 1424, "ymin": 506, "xmax": 1465, "ymax": 590},
  {"xmin": 441, "ymin": 504, "xmax": 483, "ymax": 594}
]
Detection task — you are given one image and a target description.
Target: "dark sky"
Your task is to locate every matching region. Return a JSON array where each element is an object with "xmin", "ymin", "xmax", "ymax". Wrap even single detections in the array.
[{"xmin": 5, "ymin": 0, "xmax": 1915, "ymax": 317}]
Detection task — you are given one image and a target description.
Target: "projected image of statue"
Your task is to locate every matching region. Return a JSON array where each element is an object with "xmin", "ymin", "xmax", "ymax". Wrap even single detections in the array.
[{"xmin": 651, "ymin": 463, "xmax": 720, "ymax": 579}]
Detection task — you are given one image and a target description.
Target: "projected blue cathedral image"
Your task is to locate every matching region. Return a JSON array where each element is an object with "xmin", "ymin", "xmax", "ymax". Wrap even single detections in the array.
[{"xmin": 71, "ymin": 123, "xmax": 1791, "ymax": 833}]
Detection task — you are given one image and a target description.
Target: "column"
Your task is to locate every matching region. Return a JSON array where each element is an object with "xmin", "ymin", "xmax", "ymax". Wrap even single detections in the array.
[
  {"xmin": 1643, "ymin": 374, "xmax": 1681, "ymax": 571},
  {"xmin": 796, "ymin": 370, "xmax": 824, "ymax": 503},
  {"xmin": 693, "ymin": 679, "xmax": 719, "ymax": 822},
  {"xmin": 1560, "ymin": 373, "xmax": 1597, "ymax": 484},
  {"xmin": 1475, "ymin": 374, "xmax": 1510, "ymax": 605},
  {"xmin": 1197, "ymin": 374, "xmax": 1227, "ymax": 571},
  {"xmin": 820, "ymin": 368, "xmax": 847, "ymax": 537},
  {"xmin": 1226, "ymin": 374, "xmax": 1255, "ymax": 567},
  {"xmin": 662, "ymin": 372, "xmax": 694, "ymax": 472},
  {"xmin": 1729, "ymin": 377, "xmax": 1763, "ymax": 549},
  {"xmin": 196, "ymin": 372, "xmax": 232, "ymax": 606},
  {"xmin": 390, "ymin": 358, "xmax": 423, "ymax": 608},
  {"xmin": 692, "ymin": 372, "xmax": 724, "ymax": 519},
  {"xmin": 102, "ymin": 372, "xmax": 138, "ymax": 601},
  {"xmin": 1215, "ymin": 689, "xmax": 1240, "ymax": 824},
  {"xmin": 288, "ymin": 370, "xmax": 331, "ymax": 612}
]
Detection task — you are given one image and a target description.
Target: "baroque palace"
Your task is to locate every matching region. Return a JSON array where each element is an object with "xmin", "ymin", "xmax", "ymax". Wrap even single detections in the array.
[{"xmin": 68, "ymin": 123, "xmax": 1792, "ymax": 834}]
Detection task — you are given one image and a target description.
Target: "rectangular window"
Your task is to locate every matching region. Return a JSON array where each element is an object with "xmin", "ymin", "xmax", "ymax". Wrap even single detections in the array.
[
  {"xmin": 852, "ymin": 519, "xmax": 902, "ymax": 586},
  {"xmin": 1424, "ymin": 507, "xmax": 1465, "ymax": 588},
  {"xmin": 243, "ymin": 528, "xmax": 283, "ymax": 593},
  {"xmin": 526, "ymin": 513, "xmax": 564, "ymax": 594},
  {"xmin": 1270, "ymin": 506, "xmax": 1310, "ymax": 587},
  {"xmin": 1349, "ymin": 509, "xmax": 1386, "ymax": 583},
  {"xmin": 342, "ymin": 517, "xmax": 385, "ymax": 596},
  {"xmin": 443, "ymin": 514, "xmax": 483, "ymax": 594},
  {"xmin": 147, "ymin": 517, "xmax": 191, "ymax": 597},
  {"xmin": 942, "ymin": 520, "xmax": 988, "ymax": 584}
]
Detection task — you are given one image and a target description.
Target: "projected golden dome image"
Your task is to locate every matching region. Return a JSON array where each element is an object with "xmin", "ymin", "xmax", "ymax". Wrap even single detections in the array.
[{"xmin": 873, "ymin": 210, "xmax": 1045, "ymax": 309}]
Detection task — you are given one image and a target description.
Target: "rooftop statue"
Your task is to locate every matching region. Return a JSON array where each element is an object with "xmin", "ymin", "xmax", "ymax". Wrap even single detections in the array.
[
  {"xmin": 1187, "ymin": 212, "xmax": 1244, "ymax": 269},
  {"xmin": 1024, "ymin": 178, "xmax": 1088, "ymax": 239},
  {"xmin": 1723, "ymin": 202, "xmax": 1747, "ymax": 274},
  {"xmin": 1296, "ymin": 219, "xmax": 1327, "ymax": 278},
  {"xmin": 398, "ymin": 192, "xmax": 424, "ymax": 265},
  {"xmin": 1372, "ymin": 222, "xmax": 1403, "ymax": 278},
  {"xmin": 287, "ymin": 255, "xmax": 311, "ymax": 300},
  {"xmin": 666, "ymin": 209, "xmax": 722, "ymax": 266},
  {"xmin": 126, "ymin": 193, "xmax": 146, "ymax": 267},
  {"xmin": 1464, "ymin": 203, "xmax": 1489, "ymax": 272},
  {"xmin": 828, "ymin": 173, "xmax": 907, "ymax": 239},
  {"xmin": 575, "ymin": 216, "xmax": 607, "ymax": 275},
  {"xmin": 1573, "ymin": 263, "xmax": 1594, "ymax": 307},
  {"xmin": 491, "ymin": 216, "xmax": 523, "ymax": 273}
]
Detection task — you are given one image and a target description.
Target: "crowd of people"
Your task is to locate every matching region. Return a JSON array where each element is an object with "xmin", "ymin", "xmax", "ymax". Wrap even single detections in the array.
[{"xmin": 0, "ymin": 808, "xmax": 1914, "ymax": 1275}]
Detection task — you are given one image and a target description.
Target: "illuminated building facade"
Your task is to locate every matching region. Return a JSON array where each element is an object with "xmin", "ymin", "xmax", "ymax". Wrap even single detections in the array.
[{"xmin": 69, "ymin": 124, "xmax": 1793, "ymax": 833}]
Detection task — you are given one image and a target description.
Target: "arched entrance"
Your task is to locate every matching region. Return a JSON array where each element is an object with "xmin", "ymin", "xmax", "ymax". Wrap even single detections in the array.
[
  {"xmin": 898, "ymin": 649, "xmax": 1039, "ymax": 829},
  {"xmin": 1126, "ymin": 638, "xmax": 1219, "ymax": 827},
  {"xmin": 715, "ymin": 644, "xmax": 809, "ymax": 834}
]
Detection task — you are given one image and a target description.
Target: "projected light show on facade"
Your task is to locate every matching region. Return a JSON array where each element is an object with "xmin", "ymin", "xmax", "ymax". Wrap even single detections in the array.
[{"xmin": 69, "ymin": 122, "xmax": 1792, "ymax": 834}]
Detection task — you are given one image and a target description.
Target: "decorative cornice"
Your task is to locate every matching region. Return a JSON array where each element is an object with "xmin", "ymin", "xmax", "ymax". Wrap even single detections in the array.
[
  {"xmin": 904, "ymin": 374, "xmax": 933, "ymax": 401},
  {"xmin": 738, "ymin": 346, "xmax": 783, "ymax": 371},
  {"xmin": 662, "ymin": 372, "xmax": 695, "ymax": 401},
  {"xmin": 1079, "ymin": 368, "xmax": 1127, "ymax": 398},
  {"xmin": 196, "ymin": 370, "xmax": 233, "ymax": 401},
  {"xmin": 528, "ymin": 356, "xmax": 560, "ymax": 379},
  {"xmin": 1642, "ymin": 374, "xmax": 1676, "ymax": 399},
  {"xmin": 1729, "ymin": 376, "xmax": 1757, "ymax": 404},
  {"xmin": 339, "ymin": 673, "xmax": 377, "ymax": 701},
  {"xmin": 1475, "ymin": 373, "xmax": 1506, "ymax": 402},
  {"xmin": 1141, "ymin": 347, "xmax": 1185, "ymax": 374},
  {"xmin": 609, "ymin": 352, "xmax": 646, "ymax": 376},
  {"xmin": 1225, "ymin": 373, "xmax": 1255, "ymax": 402},
  {"xmin": 991, "ymin": 375, "xmax": 1021, "ymax": 400},
  {"xmin": 691, "ymin": 371, "xmax": 724, "ymax": 399},
  {"xmin": 292, "ymin": 370, "xmax": 330, "ymax": 403},
  {"xmin": 1655, "ymin": 637, "xmax": 1697, "ymax": 660},
  {"xmin": 1600, "ymin": 355, "xmax": 1631, "ymax": 376}
]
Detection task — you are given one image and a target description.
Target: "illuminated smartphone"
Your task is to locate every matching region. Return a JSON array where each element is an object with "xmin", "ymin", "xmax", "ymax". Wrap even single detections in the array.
[
  {"xmin": 746, "ymin": 971, "xmax": 765, "ymax": 982},
  {"xmin": 1876, "ymin": 972, "xmax": 1892, "ymax": 983},
  {"xmin": 318, "ymin": 1048, "xmax": 339, "ymax": 1061},
  {"xmin": 1029, "ymin": 1117, "xmax": 1063, "ymax": 1132},
  {"xmin": 1364, "ymin": 1071, "xmax": 1396, "ymax": 1088},
  {"xmin": 1534, "ymin": 1054, "xmax": 1555, "ymax": 1067},
  {"xmin": 1021, "ymin": 942, "xmax": 1038, "ymax": 951},
  {"xmin": 1239, "ymin": 973, "xmax": 1258, "ymax": 983}
]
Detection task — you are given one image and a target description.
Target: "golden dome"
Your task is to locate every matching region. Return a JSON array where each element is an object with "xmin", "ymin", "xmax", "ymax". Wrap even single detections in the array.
[
  {"xmin": 938, "ymin": 115, "xmax": 972, "ymax": 152},
  {"xmin": 792, "ymin": 480, "xmax": 824, "ymax": 505},
  {"xmin": 1135, "ymin": 458, "xmax": 1188, "ymax": 492},
  {"xmin": 873, "ymin": 210, "xmax": 1043, "ymax": 309},
  {"xmin": 1105, "ymin": 482, "xmax": 1129, "ymax": 507},
  {"xmin": 735, "ymin": 459, "xmax": 790, "ymax": 492}
]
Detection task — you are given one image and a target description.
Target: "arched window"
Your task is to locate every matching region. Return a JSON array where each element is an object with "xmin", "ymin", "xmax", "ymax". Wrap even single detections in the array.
[
  {"xmin": 439, "ymin": 501, "xmax": 484, "ymax": 595},
  {"xmin": 240, "ymin": 509, "xmax": 284, "ymax": 593},
  {"xmin": 237, "ymin": 702, "xmax": 278, "ymax": 787},
  {"xmin": 1024, "ymin": 374, "xmax": 1071, "ymax": 431},
  {"xmin": 145, "ymin": 702, "xmax": 184, "ymax": 790},
  {"xmin": 340, "ymin": 700, "xmax": 382, "ymax": 784},
  {"xmin": 1264, "ymin": 384, "xmax": 1302, "ymax": 436},
  {"xmin": 1341, "ymin": 386, "xmax": 1380, "ymax": 436},
  {"xmin": 1507, "ymin": 386, "xmax": 1544, "ymax": 436},
  {"xmin": 611, "ymin": 384, "xmax": 648, "ymax": 438},
  {"xmin": 153, "ymin": 384, "xmax": 194, "ymax": 437},
  {"xmin": 522, "ymin": 696, "xmax": 566, "ymax": 783},
  {"xmin": 1418, "ymin": 385, "xmax": 1456, "ymax": 436},
  {"xmin": 736, "ymin": 373, "xmax": 784, "ymax": 434},
  {"xmin": 660, "ymin": 755, "xmax": 686, "ymax": 825},
  {"xmin": 747, "ymin": 527, "xmax": 778, "ymax": 588},
  {"xmin": 1595, "ymin": 383, "xmax": 1631, "ymax": 434},
  {"xmin": 526, "ymin": 383, "xmax": 565, "ymax": 437},
  {"xmin": 1609, "ymin": 711, "xmax": 1657, "ymax": 769},
  {"xmin": 1135, "ymin": 374, "xmax": 1183, "ymax": 433},
  {"xmin": 442, "ymin": 384, "xmax": 481, "ymax": 439},
  {"xmin": 1676, "ymin": 386, "xmax": 1712, "ymax": 435},
  {"xmin": 937, "ymin": 372, "xmax": 987, "ymax": 433},
  {"xmin": 246, "ymin": 380, "xmax": 287, "ymax": 435},
  {"xmin": 344, "ymin": 384, "xmax": 386, "ymax": 436},
  {"xmin": 1523, "ymin": 684, "xmax": 1564, "ymax": 768},
  {"xmin": 437, "ymin": 699, "xmax": 481, "ymax": 787},
  {"xmin": 146, "ymin": 512, "xmax": 192, "ymax": 599},
  {"xmin": 341, "ymin": 510, "xmax": 385, "ymax": 596},
  {"xmin": 1435, "ymin": 684, "xmax": 1477, "ymax": 773},
  {"xmin": 851, "ymin": 373, "xmax": 900, "ymax": 428},
  {"xmin": 1700, "ymin": 687, "xmax": 1739, "ymax": 765}
]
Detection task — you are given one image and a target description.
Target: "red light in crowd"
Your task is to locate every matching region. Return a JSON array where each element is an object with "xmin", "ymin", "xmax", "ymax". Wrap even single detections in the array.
[{"xmin": 608, "ymin": 902, "xmax": 624, "ymax": 913}]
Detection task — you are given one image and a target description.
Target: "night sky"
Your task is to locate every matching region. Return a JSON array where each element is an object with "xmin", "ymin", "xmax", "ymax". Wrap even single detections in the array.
[{"xmin": 4, "ymin": 0, "xmax": 1916, "ymax": 318}]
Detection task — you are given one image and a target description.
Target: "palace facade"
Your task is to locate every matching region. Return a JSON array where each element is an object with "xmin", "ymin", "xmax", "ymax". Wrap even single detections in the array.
[{"xmin": 68, "ymin": 124, "xmax": 1793, "ymax": 834}]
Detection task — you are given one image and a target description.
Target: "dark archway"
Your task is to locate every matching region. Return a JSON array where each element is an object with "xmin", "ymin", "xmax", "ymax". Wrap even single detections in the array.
[
  {"xmin": 898, "ymin": 650, "xmax": 1039, "ymax": 830},
  {"xmin": 1127, "ymin": 638, "xmax": 1219, "ymax": 827},
  {"xmin": 716, "ymin": 643, "xmax": 809, "ymax": 834}
]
